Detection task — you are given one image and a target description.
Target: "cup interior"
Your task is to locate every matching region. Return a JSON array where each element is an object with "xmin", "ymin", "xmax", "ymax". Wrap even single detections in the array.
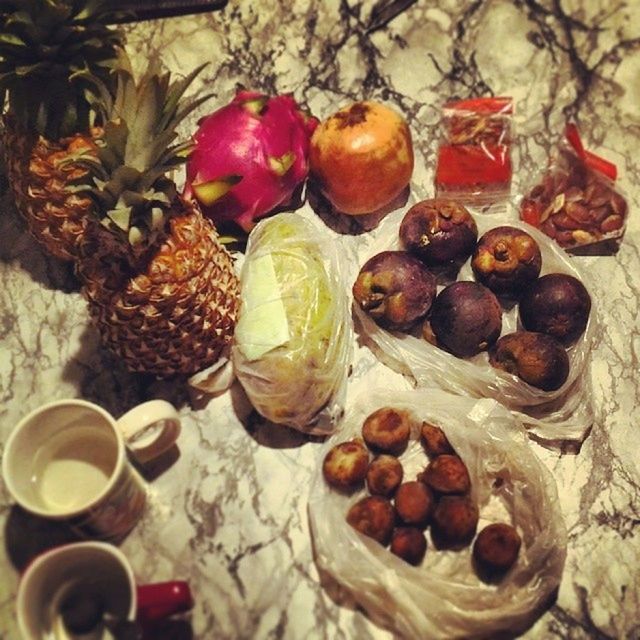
[
  {"xmin": 17, "ymin": 542, "xmax": 135, "ymax": 640},
  {"xmin": 3, "ymin": 402, "xmax": 122, "ymax": 517}
]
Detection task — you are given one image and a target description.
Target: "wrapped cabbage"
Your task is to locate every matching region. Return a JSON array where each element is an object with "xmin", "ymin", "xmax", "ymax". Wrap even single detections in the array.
[{"xmin": 232, "ymin": 212, "xmax": 351, "ymax": 434}]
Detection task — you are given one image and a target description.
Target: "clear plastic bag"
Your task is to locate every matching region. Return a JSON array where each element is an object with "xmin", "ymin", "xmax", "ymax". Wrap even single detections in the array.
[
  {"xmin": 519, "ymin": 124, "xmax": 628, "ymax": 253},
  {"xmin": 352, "ymin": 207, "xmax": 599, "ymax": 444},
  {"xmin": 232, "ymin": 212, "xmax": 352, "ymax": 435},
  {"xmin": 435, "ymin": 97, "xmax": 514, "ymax": 212},
  {"xmin": 308, "ymin": 387, "xmax": 567, "ymax": 639}
]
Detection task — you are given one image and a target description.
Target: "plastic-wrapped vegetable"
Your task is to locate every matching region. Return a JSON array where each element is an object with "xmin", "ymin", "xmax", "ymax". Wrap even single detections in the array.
[
  {"xmin": 309, "ymin": 387, "xmax": 567, "ymax": 639},
  {"xmin": 232, "ymin": 212, "xmax": 351, "ymax": 434}
]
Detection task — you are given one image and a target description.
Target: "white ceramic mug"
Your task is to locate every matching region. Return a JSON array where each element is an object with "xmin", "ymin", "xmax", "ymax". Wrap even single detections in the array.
[
  {"xmin": 2, "ymin": 399, "xmax": 181, "ymax": 540},
  {"xmin": 16, "ymin": 541, "xmax": 193, "ymax": 640}
]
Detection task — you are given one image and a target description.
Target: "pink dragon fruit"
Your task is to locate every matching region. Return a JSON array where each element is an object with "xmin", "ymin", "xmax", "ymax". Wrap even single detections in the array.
[{"xmin": 184, "ymin": 90, "xmax": 318, "ymax": 232}]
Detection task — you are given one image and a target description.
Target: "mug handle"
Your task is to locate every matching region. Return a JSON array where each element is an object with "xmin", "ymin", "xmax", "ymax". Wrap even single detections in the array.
[
  {"xmin": 116, "ymin": 400, "xmax": 181, "ymax": 465},
  {"xmin": 136, "ymin": 580, "xmax": 194, "ymax": 623}
]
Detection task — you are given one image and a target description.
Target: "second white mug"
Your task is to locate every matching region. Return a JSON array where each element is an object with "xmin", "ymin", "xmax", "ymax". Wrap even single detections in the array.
[{"xmin": 16, "ymin": 541, "xmax": 193, "ymax": 640}]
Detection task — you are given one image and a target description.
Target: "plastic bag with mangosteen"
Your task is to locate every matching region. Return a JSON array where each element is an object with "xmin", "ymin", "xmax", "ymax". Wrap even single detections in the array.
[
  {"xmin": 434, "ymin": 97, "xmax": 514, "ymax": 213},
  {"xmin": 351, "ymin": 205, "xmax": 599, "ymax": 445},
  {"xmin": 231, "ymin": 211, "xmax": 352, "ymax": 435},
  {"xmin": 519, "ymin": 124, "xmax": 628, "ymax": 253},
  {"xmin": 308, "ymin": 387, "xmax": 567, "ymax": 640}
]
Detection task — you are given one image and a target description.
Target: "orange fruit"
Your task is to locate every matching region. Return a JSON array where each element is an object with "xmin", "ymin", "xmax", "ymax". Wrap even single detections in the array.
[{"xmin": 310, "ymin": 100, "xmax": 414, "ymax": 215}]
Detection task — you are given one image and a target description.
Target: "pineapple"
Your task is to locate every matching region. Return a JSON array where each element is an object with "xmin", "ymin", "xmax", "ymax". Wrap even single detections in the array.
[
  {"xmin": 75, "ymin": 59, "xmax": 240, "ymax": 377},
  {"xmin": 0, "ymin": 0, "xmax": 123, "ymax": 261}
]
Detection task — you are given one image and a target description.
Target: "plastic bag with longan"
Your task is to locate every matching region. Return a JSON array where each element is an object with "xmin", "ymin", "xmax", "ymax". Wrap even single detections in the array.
[{"xmin": 308, "ymin": 387, "xmax": 566, "ymax": 640}]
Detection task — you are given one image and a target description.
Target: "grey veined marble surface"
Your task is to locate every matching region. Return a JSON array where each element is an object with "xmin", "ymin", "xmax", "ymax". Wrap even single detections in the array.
[{"xmin": 1, "ymin": 1, "xmax": 640, "ymax": 638}]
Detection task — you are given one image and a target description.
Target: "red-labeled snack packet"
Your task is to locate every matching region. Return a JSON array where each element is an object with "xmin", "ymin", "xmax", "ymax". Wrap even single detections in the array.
[
  {"xmin": 520, "ymin": 124, "xmax": 627, "ymax": 252},
  {"xmin": 435, "ymin": 97, "xmax": 514, "ymax": 210}
]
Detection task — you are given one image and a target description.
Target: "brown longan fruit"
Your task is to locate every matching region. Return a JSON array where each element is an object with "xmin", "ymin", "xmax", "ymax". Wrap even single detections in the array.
[
  {"xmin": 322, "ymin": 439, "xmax": 369, "ymax": 490},
  {"xmin": 366, "ymin": 455, "xmax": 404, "ymax": 497},
  {"xmin": 390, "ymin": 527, "xmax": 427, "ymax": 566},
  {"xmin": 420, "ymin": 422, "xmax": 454, "ymax": 457},
  {"xmin": 420, "ymin": 454, "xmax": 471, "ymax": 495},
  {"xmin": 362, "ymin": 407, "xmax": 412, "ymax": 454},
  {"xmin": 431, "ymin": 495, "xmax": 479, "ymax": 549},
  {"xmin": 473, "ymin": 523, "xmax": 522, "ymax": 580},
  {"xmin": 346, "ymin": 496, "xmax": 396, "ymax": 546},
  {"xmin": 394, "ymin": 481, "xmax": 435, "ymax": 528}
]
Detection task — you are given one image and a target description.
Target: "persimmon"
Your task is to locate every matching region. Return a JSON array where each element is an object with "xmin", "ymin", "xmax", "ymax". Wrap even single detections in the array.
[{"xmin": 309, "ymin": 101, "xmax": 414, "ymax": 215}]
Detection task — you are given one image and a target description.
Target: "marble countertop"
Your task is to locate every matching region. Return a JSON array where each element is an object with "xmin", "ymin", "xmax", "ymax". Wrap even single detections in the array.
[{"xmin": 2, "ymin": 1, "xmax": 640, "ymax": 638}]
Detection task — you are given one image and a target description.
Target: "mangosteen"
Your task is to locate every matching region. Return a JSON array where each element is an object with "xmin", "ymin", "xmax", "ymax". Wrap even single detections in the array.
[
  {"xmin": 419, "ymin": 454, "xmax": 471, "ymax": 495},
  {"xmin": 473, "ymin": 523, "xmax": 522, "ymax": 581},
  {"xmin": 429, "ymin": 281, "xmax": 502, "ymax": 357},
  {"xmin": 420, "ymin": 422, "xmax": 454, "ymax": 457},
  {"xmin": 353, "ymin": 250, "xmax": 437, "ymax": 331},
  {"xmin": 431, "ymin": 495, "xmax": 479, "ymax": 549},
  {"xmin": 399, "ymin": 198, "xmax": 478, "ymax": 267},
  {"xmin": 489, "ymin": 331, "xmax": 570, "ymax": 391},
  {"xmin": 346, "ymin": 495, "xmax": 396, "ymax": 546},
  {"xmin": 518, "ymin": 273, "xmax": 591, "ymax": 345},
  {"xmin": 471, "ymin": 226, "xmax": 542, "ymax": 297},
  {"xmin": 390, "ymin": 527, "xmax": 428, "ymax": 565}
]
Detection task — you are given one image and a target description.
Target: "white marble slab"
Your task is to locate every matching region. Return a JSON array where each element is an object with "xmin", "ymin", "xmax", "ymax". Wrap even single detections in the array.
[{"xmin": 1, "ymin": 1, "xmax": 640, "ymax": 638}]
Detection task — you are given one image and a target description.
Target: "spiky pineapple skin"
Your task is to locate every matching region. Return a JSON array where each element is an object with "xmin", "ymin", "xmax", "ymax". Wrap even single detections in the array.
[
  {"xmin": 77, "ymin": 198, "xmax": 240, "ymax": 377},
  {"xmin": 2, "ymin": 117, "xmax": 99, "ymax": 262}
]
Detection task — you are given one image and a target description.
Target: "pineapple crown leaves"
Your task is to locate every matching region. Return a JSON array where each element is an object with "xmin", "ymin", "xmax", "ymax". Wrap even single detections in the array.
[
  {"xmin": 0, "ymin": 0, "xmax": 124, "ymax": 138},
  {"xmin": 75, "ymin": 57, "xmax": 213, "ymax": 250}
]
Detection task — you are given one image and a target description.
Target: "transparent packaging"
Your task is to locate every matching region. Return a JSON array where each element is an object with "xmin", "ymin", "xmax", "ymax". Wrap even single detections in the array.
[
  {"xmin": 435, "ymin": 97, "xmax": 514, "ymax": 211},
  {"xmin": 309, "ymin": 387, "xmax": 567, "ymax": 639},
  {"xmin": 232, "ymin": 212, "xmax": 352, "ymax": 435},
  {"xmin": 352, "ymin": 208, "xmax": 599, "ymax": 445},
  {"xmin": 519, "ymin": 124, "xmax": 627, "ymax": 253}
]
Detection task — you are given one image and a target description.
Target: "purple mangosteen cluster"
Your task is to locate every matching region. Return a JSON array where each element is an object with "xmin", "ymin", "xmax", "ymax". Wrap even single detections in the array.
[{"xmin": 353, "ymin": 199, "xmax": 591, "ymax": 392}]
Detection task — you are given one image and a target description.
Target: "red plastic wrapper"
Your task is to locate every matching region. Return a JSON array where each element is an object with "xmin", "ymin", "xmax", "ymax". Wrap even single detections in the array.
[
  {"xmin": 520, "ymin": 124, "xmax": 627, "ymax": 252},
  {"xmin": 435, "ymin": 97, "xmax": 513, "ymax": 210}
]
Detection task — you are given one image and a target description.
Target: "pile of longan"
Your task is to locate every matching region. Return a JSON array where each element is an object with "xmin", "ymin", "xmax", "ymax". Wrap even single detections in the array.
[{"xmin": 322, "ymin": 407, "xmax": 521, "ymax": 580}]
